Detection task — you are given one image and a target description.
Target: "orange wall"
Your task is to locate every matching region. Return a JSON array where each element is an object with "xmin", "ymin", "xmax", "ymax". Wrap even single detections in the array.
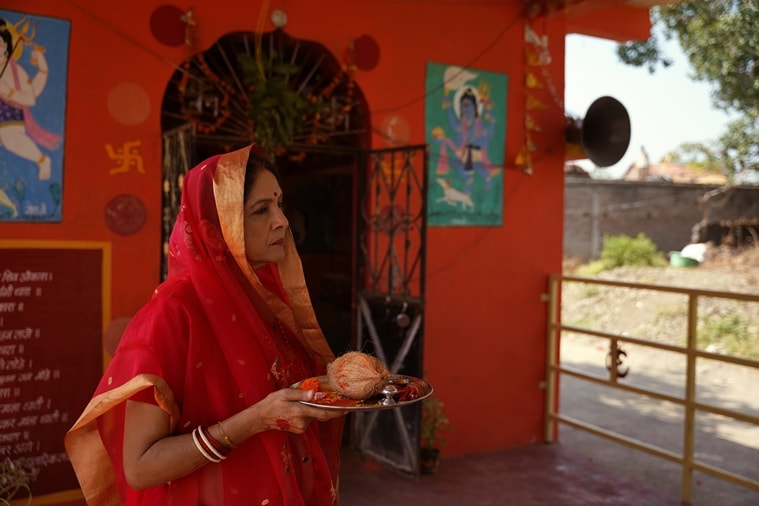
[{"xmin": 3, "ymin": 0, "xmax": 567, "ymax": 460}]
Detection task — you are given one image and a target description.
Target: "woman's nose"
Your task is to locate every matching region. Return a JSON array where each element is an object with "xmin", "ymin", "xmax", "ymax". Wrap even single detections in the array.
[{"xmin": 273, "ymin": 206, "xmax": 289, "ymax": 229}]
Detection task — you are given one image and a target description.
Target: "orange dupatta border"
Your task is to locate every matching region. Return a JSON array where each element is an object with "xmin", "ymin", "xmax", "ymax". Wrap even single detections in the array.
[{"xmin": 64, "ymin": 374, "xmax": 179, "ymax": 505}]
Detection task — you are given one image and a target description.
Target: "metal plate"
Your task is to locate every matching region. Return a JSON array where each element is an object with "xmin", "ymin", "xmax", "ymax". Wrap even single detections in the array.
[{"xmin": 291, "ymin": 374, "xmax": 432, "ymax": 411}]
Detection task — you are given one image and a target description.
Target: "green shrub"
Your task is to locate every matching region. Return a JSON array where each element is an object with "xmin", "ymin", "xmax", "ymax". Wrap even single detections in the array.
[{"xmin": 599, "ymin": 233, "xmax": 667, "ymax": 269}]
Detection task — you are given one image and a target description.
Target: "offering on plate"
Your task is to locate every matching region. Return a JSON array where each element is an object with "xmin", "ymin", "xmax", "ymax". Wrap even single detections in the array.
[
  {"xmin": 292, "ymin": 351, "xmax": 432, "ymax": 411},
  {"xmin": 326, "ymin": 351, "xmax": 390, "ymax": 400},
  {"xmin": 293, "ymin": 373, "xmax": 431, "ymax": 411}
]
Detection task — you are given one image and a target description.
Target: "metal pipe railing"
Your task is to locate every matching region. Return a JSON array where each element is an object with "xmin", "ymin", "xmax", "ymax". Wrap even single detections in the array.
[{"xmin": 545, "ymin": 274, "xmax": 759, "ymax": 504}]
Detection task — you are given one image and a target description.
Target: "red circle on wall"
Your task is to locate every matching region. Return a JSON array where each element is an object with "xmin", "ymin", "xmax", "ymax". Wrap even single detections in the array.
[
  {"xmin": 354, "ymin": 35, "xmax": 380, "ymax": 71},
  {"xmin": 150, "ymin": 5, "xmax": 186, "ymax": 47},
  {"xmin": 105, "ymin": 194, "xmax": 147, "ymax": 236}
]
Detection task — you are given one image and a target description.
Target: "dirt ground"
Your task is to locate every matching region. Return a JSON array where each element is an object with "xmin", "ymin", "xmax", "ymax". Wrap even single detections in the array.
[
  {"xmin": 558, "ymin": 246, "xmax": 759, "ymax": 506},
  {"xmin": 562, "ymin": 246, "xmax": 759, "ymax": 351}
]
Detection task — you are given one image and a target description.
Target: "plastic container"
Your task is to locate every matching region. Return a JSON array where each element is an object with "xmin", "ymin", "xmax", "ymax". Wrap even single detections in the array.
[{"xmin": 669, "ymin": 251, "xmax": 699, "ymax": 268}]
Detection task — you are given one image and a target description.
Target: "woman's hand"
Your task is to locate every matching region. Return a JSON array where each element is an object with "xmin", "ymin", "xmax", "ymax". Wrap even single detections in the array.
[{"xmin": 247, "ymin": 387, "xmax": 346, "ymax": 435}]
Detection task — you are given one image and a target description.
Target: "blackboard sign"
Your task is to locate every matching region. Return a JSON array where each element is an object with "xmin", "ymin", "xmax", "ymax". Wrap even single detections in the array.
[{"xmin": 0, "ymin": 242, "xmax": 107, "ymax": 500}]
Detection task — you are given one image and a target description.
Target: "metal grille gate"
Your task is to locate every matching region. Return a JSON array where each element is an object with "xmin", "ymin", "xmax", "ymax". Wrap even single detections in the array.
[
  {"xmin": 160, "ymin": 124, "xmax": 196, "ymax": 281},
  {"xmin": 351, "ymin": 144, "xmax": 428, "ymax": 479}
]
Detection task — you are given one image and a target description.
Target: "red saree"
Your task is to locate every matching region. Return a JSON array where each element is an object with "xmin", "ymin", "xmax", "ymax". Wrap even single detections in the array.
[{"xmin": 65, "ymin": 146, "xmax": 342, "ymax": 505}]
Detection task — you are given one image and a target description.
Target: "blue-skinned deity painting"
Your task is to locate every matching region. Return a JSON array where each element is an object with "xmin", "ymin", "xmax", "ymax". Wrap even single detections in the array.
[{"xmin": 426, "ymin": 63, "xmax": 507, "ymax": 227}]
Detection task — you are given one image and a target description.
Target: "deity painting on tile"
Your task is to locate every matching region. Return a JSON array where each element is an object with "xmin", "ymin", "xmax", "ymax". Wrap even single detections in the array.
[
  {"xmin": 425, "ymin": 62, "xmax": 507, "ymax": 227},
  {"xmin": 0, "ymin": 10, "xmax": 69, "ymax": 222}
]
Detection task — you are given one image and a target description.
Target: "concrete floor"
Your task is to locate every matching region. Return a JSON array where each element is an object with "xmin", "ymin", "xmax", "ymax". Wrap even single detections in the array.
[{"xmin": 338, "ymin": 444, "xmax": 686, "ymax": 506}]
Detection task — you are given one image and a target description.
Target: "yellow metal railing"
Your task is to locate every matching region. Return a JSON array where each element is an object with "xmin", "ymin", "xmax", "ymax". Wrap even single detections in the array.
[{"xmin": 545, "ymin": 274, "xmax": 759, "ymax": 504}]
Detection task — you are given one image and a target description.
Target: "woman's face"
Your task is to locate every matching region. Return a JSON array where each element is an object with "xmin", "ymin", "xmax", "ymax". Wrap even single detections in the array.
[{"xmin": 243, "ymin": 169, "xmax": 289, "ymax": 268}]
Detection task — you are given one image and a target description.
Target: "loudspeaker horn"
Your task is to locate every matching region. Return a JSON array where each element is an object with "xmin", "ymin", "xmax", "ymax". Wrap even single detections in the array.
[{"xmin": 565, "ymin": 96, "xmax": 631, "ymax": 167}]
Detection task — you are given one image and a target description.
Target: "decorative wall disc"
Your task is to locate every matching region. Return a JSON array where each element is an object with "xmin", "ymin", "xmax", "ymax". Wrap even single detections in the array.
[
  {"xmin": 150, "ymin": 5, "xmax": 186, "ymax": 47},
  {"xmin": 104, "ymin": 193, "xmax": 147, "ymax": 236},
  {"xmin": 353, "ymin": 35, "xmax": 380, "ymax": 71}
]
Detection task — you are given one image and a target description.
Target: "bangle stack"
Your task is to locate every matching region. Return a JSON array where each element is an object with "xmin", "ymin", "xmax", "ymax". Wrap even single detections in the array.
[{"xmin": 192, "ymin": 425, "xmax": 230, "ymax": 463}]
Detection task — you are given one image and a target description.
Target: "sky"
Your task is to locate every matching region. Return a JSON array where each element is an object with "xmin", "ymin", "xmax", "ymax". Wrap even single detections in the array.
[{"xmin": 564, "ymin": 33, "xmax": 734, "ymax": 178}]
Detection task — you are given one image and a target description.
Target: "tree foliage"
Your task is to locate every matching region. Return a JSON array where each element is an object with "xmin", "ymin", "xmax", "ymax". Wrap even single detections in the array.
[
  {"xmin": 665, "ymin": 142, "xmax": 722, "ymax": 173},
  {"xmin": 616, "ymin": 1, "xmax": 759, "ymax": 182}
]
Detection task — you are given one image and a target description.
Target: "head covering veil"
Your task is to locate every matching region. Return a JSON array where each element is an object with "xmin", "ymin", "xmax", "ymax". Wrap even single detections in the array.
[{"xmin": 65, "ymin": 145, "xmax": 342, "ymax": 505}]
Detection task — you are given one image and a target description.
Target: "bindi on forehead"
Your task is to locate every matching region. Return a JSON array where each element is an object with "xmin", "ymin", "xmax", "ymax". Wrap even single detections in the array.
[{"xmin": 273, "ymin": 191, "xmax": 278, "ymax": 197}]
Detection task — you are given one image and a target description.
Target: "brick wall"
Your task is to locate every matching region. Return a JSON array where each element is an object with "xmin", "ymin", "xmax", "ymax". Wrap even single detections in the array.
[{"xmin": 564, "ymin": 179, "xmax": 759, "ymax": 260}]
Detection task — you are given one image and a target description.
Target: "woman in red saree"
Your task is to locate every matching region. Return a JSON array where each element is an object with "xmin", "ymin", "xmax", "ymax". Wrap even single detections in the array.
[{"xmin": 65, "ymin": 145, "xmax": 345, "ymax": 505}]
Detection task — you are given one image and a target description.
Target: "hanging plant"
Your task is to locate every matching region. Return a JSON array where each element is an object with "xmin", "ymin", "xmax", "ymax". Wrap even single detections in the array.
[{"xmin": 237, "ymin": 49, "xmax": 321, "ymax": 158}]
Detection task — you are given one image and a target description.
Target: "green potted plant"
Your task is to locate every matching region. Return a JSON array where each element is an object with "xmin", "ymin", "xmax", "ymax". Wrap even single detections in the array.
[{"xmin": 420, "ymin": 393, "xmax": 450, "ymax": 474}]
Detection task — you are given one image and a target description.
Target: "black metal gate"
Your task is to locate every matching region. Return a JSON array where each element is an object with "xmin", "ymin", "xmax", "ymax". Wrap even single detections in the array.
[
  {"xmin": 351, "ymin": 144, "xmax": 428, "ymax": 479},
  {"xmin": 160, "ymin": 124, "xmax": 196, "ymax": 281}
]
